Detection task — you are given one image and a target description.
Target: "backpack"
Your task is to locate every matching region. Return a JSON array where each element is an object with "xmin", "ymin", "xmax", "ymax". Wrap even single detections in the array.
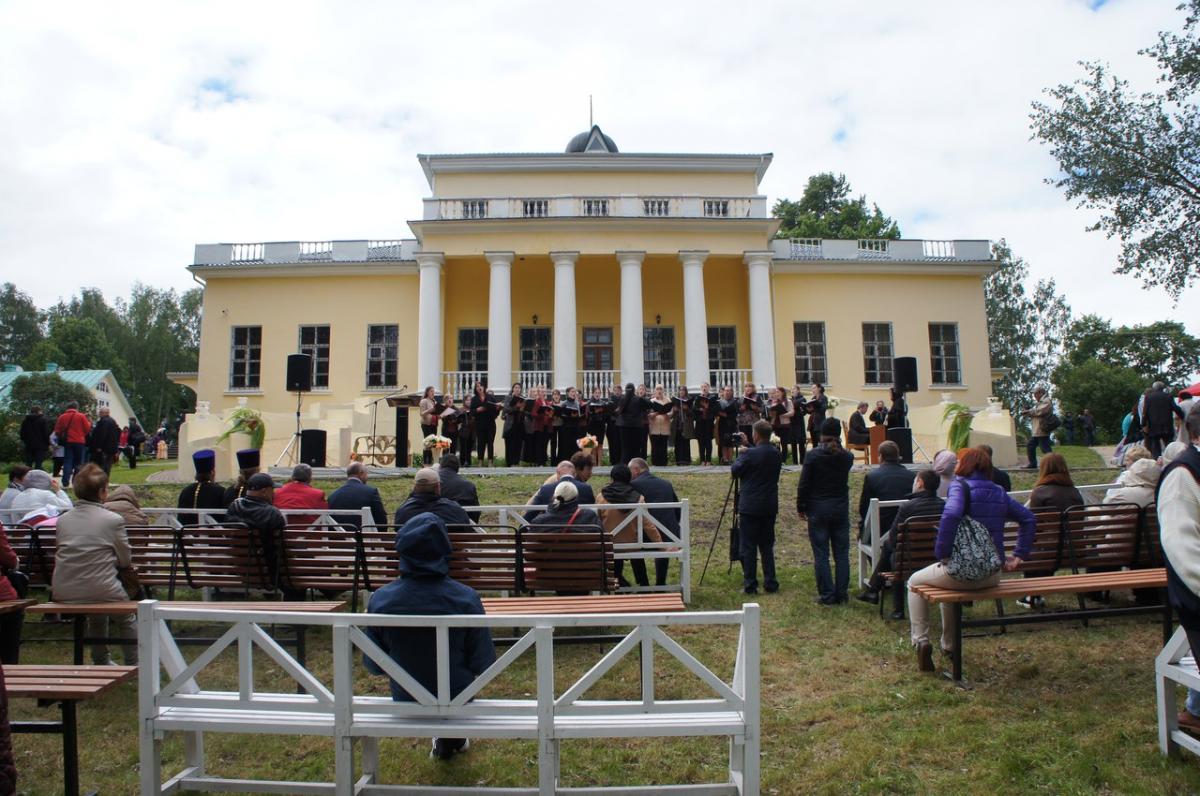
[{"xmin": 944, "ymin": 484, "xmax": 1002, "ymax": 582}]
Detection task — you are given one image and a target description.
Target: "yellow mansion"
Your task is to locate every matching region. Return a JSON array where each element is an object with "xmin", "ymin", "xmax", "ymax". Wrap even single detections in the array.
[{"xmin": 173, "ymin": 126, "xmax": 1017, "ymax": 475}]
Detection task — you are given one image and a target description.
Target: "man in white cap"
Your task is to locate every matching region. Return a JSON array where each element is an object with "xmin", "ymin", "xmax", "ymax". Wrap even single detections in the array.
[{"xmin": 393, "ymin": 468, "xmax": 472, "ymax": 528}]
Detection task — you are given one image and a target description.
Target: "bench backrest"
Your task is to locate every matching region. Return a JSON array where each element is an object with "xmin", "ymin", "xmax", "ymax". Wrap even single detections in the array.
[
  {"xmin": 1062, "ymin": 503, "xmax": 1142, "ymax": 572},
  {"xmin": 138, "ymin": 599, "xmax": 757, "ymax": 726},
  {"xmin": 892, "ymin": 516, "xmax": 941, "ymax": 578},
  {"xmin": 174, "ymin": 524, "xmax": 273, "ymax": 590},
  {"xmin": 5, "ymin": 524, "xmax": 51, "ymax": 587},
  {"xmin": 126, "ymin": 526, "xmax": 185, "ymax": 591},
  {"xmin": 1139, "ymin": 504, "xmax": 1162, "ymax": 568},
  {"xmin": 278, "ymin": 525, "xmax": 360, "ymax": 594},
  {"xmin": 520, "ymin": 526, "xmax": 615, "ymax": 594},
  {"xmin": 1008, "ymin": 510, "xmax": 1064, "ymax": 574}
]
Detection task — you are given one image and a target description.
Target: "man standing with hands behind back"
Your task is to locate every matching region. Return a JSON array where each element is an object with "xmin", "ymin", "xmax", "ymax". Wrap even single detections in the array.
[{"xmin": 730, "ymin": 420, "xmax": 783, "ymax": 595}]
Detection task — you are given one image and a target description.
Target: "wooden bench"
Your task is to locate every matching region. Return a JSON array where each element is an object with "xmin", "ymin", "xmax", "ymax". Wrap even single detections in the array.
[
  {"xmin": 911, "ymin": 568, "xmax": 1169, "ymax": 682},
  {"xmin": 7, "ymin": 663, "xmax": 137, "ymax": 796},
  {"xmin": 879, "ymin": 515, "xmax": 941, "ymax": 618},
  {"xmin": 480, "ymin": 593, "xmax": 686, "ymax": 615},
  {"xmin": 137, "ymin": 599, "xmax": 760, "ymax": 796},
  {"xmin": 28, "ymin": 600, "xmax": 345, "ymax": 667}
]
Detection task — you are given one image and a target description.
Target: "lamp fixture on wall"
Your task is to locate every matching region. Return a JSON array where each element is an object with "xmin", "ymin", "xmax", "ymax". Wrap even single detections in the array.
[
  {"xmin": 532, "ymin": 314, "xmax": 539, "ymax": 325},
  {"xmin": 655, "ymin": 314, "xmax": 661, "ymax": 325}
]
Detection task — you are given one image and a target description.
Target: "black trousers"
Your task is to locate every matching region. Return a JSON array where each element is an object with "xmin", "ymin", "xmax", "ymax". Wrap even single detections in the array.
[
  {"xmin": 1146, "ymin": 433, "xmax": 1172, "ymax": 458},
  {"xmin": 23, "ymin": 448, "xmax": 46, "ymax": 470},
  {"xmin": 617, "ymin": 427, "xmax": 642, "ymax": 465},
  {"xmin": 524, "ymin": 430, "xmax": 549, "ymax": 466},
  {"xmin": 673, "ymin": 433, "xmax": 692, "ymax": 464},
  {"xmin": 650, "ymin": 434, "xmax": 669, "ymax": 467},
  {"xmin": 503, "ymin": 427, "xmax": 524, "ymax": 466},
  {"xmin": 787, "ymin": 425, "xmax": 807, "ymax": 465},
  {"xmin": 0, "ymin": 609, "xmax": 23, "ymax": 664},
  {"xmin": 738, "ymin": 513, "xmax": 778, "ymax": 593},
  {"xmin": 559, "ymin": 424, "xmax": 581, "ymax": 461},
  {"xmin": 607, "ymin": 423, "xmax": 622, "ymax": 464},
  {"xmin": 639, "ymin": 429, "xmax": 649, "ymax": 460},
  {"xmin": 616, "ymin": 557, "xmax": 669, "ymax": 587},
  {"xmin": 475, "ymin": 424, "xmax": 495, "ymax": 463},
  {"xmin": 420, "ymin": 424, "xmax": 437, "ymax": 464},
  {"xmin": 695, "ymin": 419, "xmax": 714, "ymax": 463},
  {"xmin": 458, "ymin": 434, "xmax": 474, "ymax": 467}
]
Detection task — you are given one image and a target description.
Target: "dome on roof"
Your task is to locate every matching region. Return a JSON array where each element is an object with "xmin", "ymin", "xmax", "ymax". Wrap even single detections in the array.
[{"xmin": 566, "ymin": 125, "xmax": 618, "ymax": 153}]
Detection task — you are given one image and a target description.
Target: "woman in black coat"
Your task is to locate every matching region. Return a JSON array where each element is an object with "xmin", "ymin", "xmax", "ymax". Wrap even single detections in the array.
[
  {"xmin": 614, "ymin": 384, "xmax": 649, "ymax": 466},
  {"xmin": 469, "ymin": 382, "xmax": 498, "ymax": 466}
]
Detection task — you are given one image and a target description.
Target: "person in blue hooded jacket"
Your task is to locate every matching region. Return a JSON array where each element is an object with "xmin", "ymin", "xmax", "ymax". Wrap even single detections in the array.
[{"xmin": 364, "ymin": 511, "xmax": 496, "ymax": 760}]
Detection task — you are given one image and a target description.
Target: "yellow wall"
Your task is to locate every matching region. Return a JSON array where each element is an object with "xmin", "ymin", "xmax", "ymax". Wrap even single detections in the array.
[
  {"xmin": 196, "ymin": 272, "xmax": 420, "ymax": 418},
  {"xmin": 769, "ymin": 271, "xmax": 991, "ymax": 407},
  {"xmin": 434, "ymin": 169, "xmax": 759, "ymax": 199},
  {"xmin": 704, "ymin": 257, "xmax": 751, "ymax": 370}
]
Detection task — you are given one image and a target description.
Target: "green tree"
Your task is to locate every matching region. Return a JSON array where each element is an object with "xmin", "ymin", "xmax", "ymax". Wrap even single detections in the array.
[
  {"xmin": 44, "ymin": 317, "xmax": 122, "ymax": 374},
  {"xmin": 0, "ymin": 283, "xmax": 43, "ymax": 368},
  {"xmin": 1059, "ymin": 315, "xmax": 1200, "ymax": 388},
  {"xmin": 984, "ymin": 240, "xmax": 1073, "ymax": 420},
  {"xmin": 1052, "ymin": 358, "xmax": 1145, "ymax": 443},
  {"xmin": 21, "ymin": 339, "xmax": 66, "ymax": 372},
  {"xmin": 7, "ymin": 372, "xmax": 96, "ymax": 417},
  {"xmin": 1030, "ymin": 0, "xmax": 1200, "ymax": 298},
  {"xmin": 772, "ymin": 173, "xmax": 901, "ymax": 240},
  {"xmin": 120, "ymin": 284, "xmax": 200, "ymax": 428}
]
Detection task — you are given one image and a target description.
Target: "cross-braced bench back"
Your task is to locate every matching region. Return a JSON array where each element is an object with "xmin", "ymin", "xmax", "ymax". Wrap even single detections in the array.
[
  {"xmin": 136, "ymin": 600, "xmax": 761, "ymax": 796},
  {"xmin": 1063, "ymin": 503, "xmax": 1141, "ymax": 572},
  {"xmin": 174, "ymin": 524, "xmax": 273, "ymax": 591}
]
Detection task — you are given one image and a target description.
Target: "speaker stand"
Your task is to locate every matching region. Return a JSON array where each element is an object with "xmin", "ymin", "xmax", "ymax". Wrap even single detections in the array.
[{"xmin": 273, "ymin": 391, "xmax": 304, "ymax": 468}]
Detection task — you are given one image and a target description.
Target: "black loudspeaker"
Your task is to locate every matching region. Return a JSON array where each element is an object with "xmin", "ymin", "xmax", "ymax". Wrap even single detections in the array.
[
  {"xmin": 286, "ymin": 353, "xmax": 313, "ymax": 393},
  {"xmin": 893, "ymin": 357, "xmax": 918, "ymax": 393},
  {"xmin": 300, "ymin": 429, "xmax": 327, "ymax": 468},
  {"xmin": 887, "ymin": 427, "xmax": 914, "ymax": 464},
  {"xmin": 394, "ymin": 407, "xmax": 410, "ymax": 466}
]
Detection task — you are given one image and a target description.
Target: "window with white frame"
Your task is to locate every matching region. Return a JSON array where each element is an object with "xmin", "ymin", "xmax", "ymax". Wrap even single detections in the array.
[
  {"xmin": 298, "ymin": 325, "xmax": 331, "ymax": 389},
  {"xmin": 793, "ymin": 322, "xmax": 827, "ymax": 384},
  {"xmin": 862, "ymin": 322, "xmax": 894, "ymax": 385},
  {"xmin": 366, "ymin": 324, "xmax": 398, "ymax": 388},
  {"xmin": 929, "ymin": 322, "xmax": 962, "ymax": 385},
  {"xmin": 229, "ymin": 326, "xmax": 262, "ymax": 390}
]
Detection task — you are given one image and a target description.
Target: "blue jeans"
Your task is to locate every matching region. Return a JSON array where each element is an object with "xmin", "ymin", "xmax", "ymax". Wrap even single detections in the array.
[
  {"xmin": 62, "ymin": 443, "xmax": 86, "ymax": 487},
  {"xmin": 738, "ymin": 513, "xmax": 777, "ymax": 593},
  {"xmin": 1026, "ymin": 435, "xmax": 1051, "ymax": 467},
  {"xmin": 807, "ymin": 500, "xmax": 850, "ymax": 602}
]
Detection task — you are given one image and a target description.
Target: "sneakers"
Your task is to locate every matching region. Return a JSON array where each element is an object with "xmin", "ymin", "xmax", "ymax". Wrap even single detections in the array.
[
  {"xmin": 916, "ymin": 641, "xmax": 935, "ymax": 672},
  {"xmin": 430, "ymin": 737, "xmax": 470, "ymax": 760},
  {"xmin": 1178, "ymin": 711, "xmax": 1200, "ymax": 737},
  {"xmin": 1016, "ymin": 596, "xmax": 1046, "ymax": 610}
]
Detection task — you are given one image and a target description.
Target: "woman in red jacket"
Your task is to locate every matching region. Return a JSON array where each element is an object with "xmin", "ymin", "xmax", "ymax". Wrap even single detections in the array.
[{"xmin": 0, "ymin": 524, "xmax": 24, "ymax": 664}]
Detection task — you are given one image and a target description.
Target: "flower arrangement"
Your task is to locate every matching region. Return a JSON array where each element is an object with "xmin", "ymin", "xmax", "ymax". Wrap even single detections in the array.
[
  {"xmin": 769, "ymin": 434, "xmax": 781, "ymax": 446},
  {"xmin": 422, "ymin": 434, "xmax": 452, "ymax": 451},
  {"xmin": 942, "ymin": 402, "xmax": 975, "ymax": 451},
  {"xmin": 577, "ymin": 434, "xmax": 599, "ymax": 451},
  {"xmin": 215, "ymin": 407, "xmax": 265, "ymax": 449},
  {"xmin": 827, "ymin": 397, "xmax": 841, "ymax": 410}
]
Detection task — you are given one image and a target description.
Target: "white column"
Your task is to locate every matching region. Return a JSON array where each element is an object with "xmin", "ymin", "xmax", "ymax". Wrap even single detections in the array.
[
  {"xmin": 743, "ymin": 251, "xmax": 777, "ymax": 388},
  {"xmin": 415, "ymin": 252, "xmax": 445, "ymax": 391},
  {"xmin": 485, "ymin": 251, "xmax": 514, "ymax": 391},
  {"xmin": 617, "ymin": 251, "xmax": 645, "ymax": 386},
  {"xmin": 551, "ymin": 251, "xmax": 579, "ymax": 390},
  {"xmin": 679, "ymin": 250, "xmax": 709, "ymax": 389}
]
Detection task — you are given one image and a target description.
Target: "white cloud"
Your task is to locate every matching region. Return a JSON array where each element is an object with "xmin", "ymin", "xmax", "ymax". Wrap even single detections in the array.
[{"xmin": 0, "ymin": 0, "xmax": 1194, "ymax": 329}]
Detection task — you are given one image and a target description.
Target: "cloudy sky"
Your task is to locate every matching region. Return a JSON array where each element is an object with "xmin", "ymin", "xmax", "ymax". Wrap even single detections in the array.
[{"xmin": 0, "ymin": 0, "xmax": 1193, "ymax": 329}]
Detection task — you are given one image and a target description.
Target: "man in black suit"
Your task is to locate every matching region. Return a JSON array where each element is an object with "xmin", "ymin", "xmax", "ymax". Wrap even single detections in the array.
[
  {"xmin": 327, "ymin": 462, "xmax": 388, "ymax": 530},
  {"xmin": 857, "ymin": 441, "xmax": 913, "ymax": 543},
  {"xmin": 857, "ymin": 469, "xmax": 944, "ymax": 617},
  {"xmin": 1142, "ymin": 381, "xmax": 1186, "ymax": 457},
  {"xmin": 528, "ymin": 459, "xmax": 595, "ymax": 508},
  {"xmin": 88, "ymin": 407, "xmax": 121, "ymax": 474},
  {"xmin": 729, "ymin": 421, "xmax": 783, "ymax": 594},
  {"xmin": 628, "ymin": 457, "xmax": 681, "ymax": 587},
  {"xmin": 847, "ymin": 402, "xmax": 871, "ymax": 445},
  {"xmin": 437, "ymin": 453, "xmax": 480, "ymax": 518}
]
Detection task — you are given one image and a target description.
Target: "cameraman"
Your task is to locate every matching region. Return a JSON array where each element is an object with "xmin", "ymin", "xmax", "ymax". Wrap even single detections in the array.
[{"xmin": 730, "ymin": 420, "xmax": 783, "ymax": 594}]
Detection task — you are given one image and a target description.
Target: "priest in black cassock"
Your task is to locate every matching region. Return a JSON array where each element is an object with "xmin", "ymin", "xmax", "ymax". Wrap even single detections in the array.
[
  {"xmin": 178, "ymin": 449, "xmax": 226, "ymax": 525},
  {"xmin": 223, "ymin": 448, "xmax": 261, "ymax": 507}
]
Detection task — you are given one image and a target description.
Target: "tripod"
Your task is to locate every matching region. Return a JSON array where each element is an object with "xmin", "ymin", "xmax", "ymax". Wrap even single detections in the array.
[
  {"xmin": 699, "ymin": 448, "xmax": 741, "ymax": 585},
  {"xmin": 273, "ymin": 390, "xmax": 304, "ymax": 467}
]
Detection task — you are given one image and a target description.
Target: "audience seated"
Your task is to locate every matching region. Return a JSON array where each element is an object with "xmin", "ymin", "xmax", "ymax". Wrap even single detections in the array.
[
  {"xmin": 225, "ymin": 473, "xmax": 295, "ymax": 595},
  {"xmin": 528, "ymin": 459, "xmax": 595, "ymax": 507},
  {"xmin": 931, "ymin": 450, "xmax": 958, "ymax": 498},
  {"xmin": 328, "ymin": 463, "xmax": 388, "ymax": 530},
  {"xmin": 51, "ymin": 464, "xmax": 137, "ymax": 665},
  {"xmin": 847, "ymin": 402, "xmax": 871, "ymax": 445},
  {"xmin": 596, "ymin": 463, "xmax": 660, "ymax": 587},
  {"xmin": 394, "ymin": 468, "xmax": 472, "ymax": 529},
  {"xmin": 857, "ymin": 441, "xmax": 913, "ymax": 542},
  {"xmin": 858, "ymin": 469, "xmax": 944, "ymax": 614},
  {"xmin": 527, "ymin": 481, "xmax": 600, "ymax": 531},
  {"xmin": 0, "ymin": 521, "xmax": 23, "ymax": 663},
  {"xmin": 0, "ymin": 466, "xmax": 28, "ymax": 511},
  {"xmin": 628, "ymin": 458, "xmax": 680, "ymax": 587},
  {"xmin": 10, "ymin": 468, "xmax": 72, "ymax": 523},
  {"xmin": 436, "ymin": 454, "xmax": 480, "ymax": 516},
  {"xmin": 976, "ymin": 444, "xmax": 1011, "ymax": 492},
  {"xmin": 103, "ymin": 485, "xmax": 149, "ymax": 526},
  {"xmin": 1104, "ymin": 458, "xmax": 1161, "ymax": 508},
  {"xmin": 273, "ymin": 463, "xmax": 328, "ymax": 527},
  {"xmin": 365, "ymin": 512, "xmax": 495, "ymax": 761}
]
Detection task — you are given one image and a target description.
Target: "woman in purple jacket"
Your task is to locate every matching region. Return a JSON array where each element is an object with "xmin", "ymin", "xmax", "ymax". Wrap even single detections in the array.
[{"xmin": 908, "ymin": 447, "xmax": 1036, "ymax": 672}]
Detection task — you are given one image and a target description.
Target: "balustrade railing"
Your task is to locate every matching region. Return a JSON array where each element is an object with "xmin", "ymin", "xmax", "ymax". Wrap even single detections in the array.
[
  {"xmin": 580, "ymin": 369, "xmax": 621, "ymax": 395},
  {"xmin": 514, "ymin": 370, "xmax": 553, "ymax": 392},
  {"xmin": 644, "ymin": 369, "xmax": 684, "ymax": 394},
  {"xmin": 366, "ymin": 240, "xmax": 408, "ymax": 260},
  {"xmin": 709, "ymin": 368, "xmax": 754, "ymax": 390},
  {"xmin": 230, "ymin": 243, "xmax": 264, "ymax": 263},
  {"xmin": 298, "ymin": 241, "xmax": 332, "ymax": 261},
  {"xmin": 442, "ymin": 371, "xmax": 486, "ymax": 397}
]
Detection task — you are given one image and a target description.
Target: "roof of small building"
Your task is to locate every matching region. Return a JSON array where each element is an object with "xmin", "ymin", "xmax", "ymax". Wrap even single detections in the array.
[
  {"xmin": 565, "ymin": 125, "xmax": 618, "ymax": 153},
  {"xmin": 0, "ymin": 368, "xmax": 138, "ymax": 420}
]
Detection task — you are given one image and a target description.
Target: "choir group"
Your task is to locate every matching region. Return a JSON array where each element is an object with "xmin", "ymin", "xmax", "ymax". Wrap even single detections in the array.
[{"xmin": 414, "ymin": 380, "xmax": 896, "ymax": 469}]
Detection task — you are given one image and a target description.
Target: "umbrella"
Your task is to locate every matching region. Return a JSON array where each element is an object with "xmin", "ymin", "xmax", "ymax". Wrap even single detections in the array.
[{"xmin": 1181, "ymin": 382, "xmax": 1200, "ymax": 397}]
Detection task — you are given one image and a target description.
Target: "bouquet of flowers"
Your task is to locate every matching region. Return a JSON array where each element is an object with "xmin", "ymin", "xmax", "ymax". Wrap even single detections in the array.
[
  {"xmin": 769, "ymin": 433, "xmax": 781, "ymax": 446},
  {"xmin": 577, "ymin": 434, "xmax": 599, "ymax": 451},
  {"xmin": 422, "ymin": 434, "xmax": 453, "ymax": 451}
]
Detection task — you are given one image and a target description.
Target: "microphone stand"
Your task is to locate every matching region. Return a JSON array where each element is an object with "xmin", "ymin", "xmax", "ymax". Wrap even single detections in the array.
[{"xmin": 367, "ymin": 386, "xmax": 407, "ymax": 466}]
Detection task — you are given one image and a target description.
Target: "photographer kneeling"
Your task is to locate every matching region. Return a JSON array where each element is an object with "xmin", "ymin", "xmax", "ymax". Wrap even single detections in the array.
[{"xmin": 730, "ymin": 420, "xmax": 784, "ymax": 594}]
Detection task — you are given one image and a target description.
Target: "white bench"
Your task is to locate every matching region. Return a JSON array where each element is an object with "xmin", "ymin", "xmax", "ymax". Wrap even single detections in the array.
[
  {"xmin": 1157, "ymin": 626, "xmax": 1200, "ymax": 757},
  {"xmin": 137, "ymin": 599, "xmax": 759, "ymax": 796},
  {"xmin": 856, "ymin": 481, "xmax": 1120, "ymax": 588}
]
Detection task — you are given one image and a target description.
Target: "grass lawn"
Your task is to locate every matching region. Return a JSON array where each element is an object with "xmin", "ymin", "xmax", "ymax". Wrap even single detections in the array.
[
  {"xmin": 11, "ymin": 467, "xmax": 1200, "ymax": 795},
  {"xmin": 106, "ymin": 459, "xmax": 177, "ymax": 485}
]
